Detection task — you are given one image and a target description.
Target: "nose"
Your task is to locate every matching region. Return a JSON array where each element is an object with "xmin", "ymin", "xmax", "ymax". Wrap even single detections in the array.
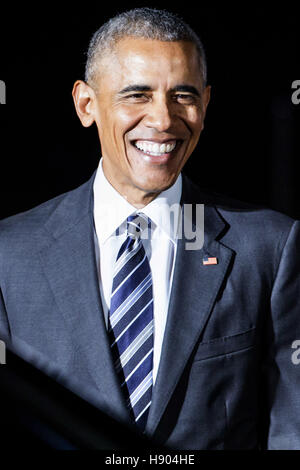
[{"xmin": 144, "ymin": 96, "xmax": 173, "ymax": 133}]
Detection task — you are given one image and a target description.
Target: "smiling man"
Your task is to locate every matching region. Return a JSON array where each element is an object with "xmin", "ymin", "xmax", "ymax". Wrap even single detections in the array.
[
  {"xmin": 0, "ymin": 8, "xmax": 300, "ymax": 450},
  {"xmin": 73, "ymin": 34, "xmax": 210, "ymax": 207}
]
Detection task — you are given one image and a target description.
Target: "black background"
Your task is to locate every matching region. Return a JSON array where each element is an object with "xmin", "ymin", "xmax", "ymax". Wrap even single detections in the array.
[
  {"xmin": 1, "ymin": 2, "xmax": 299, "ymax": 220},
  {"xmin": 0, "ymin": 2, "xmax": 300, "ymax": 454}
]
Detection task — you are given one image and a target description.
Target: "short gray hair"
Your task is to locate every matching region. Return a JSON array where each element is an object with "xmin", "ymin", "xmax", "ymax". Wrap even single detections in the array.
[{"xmin": 85, "ymin": 8, "xmax": 207, "ymax": 88}]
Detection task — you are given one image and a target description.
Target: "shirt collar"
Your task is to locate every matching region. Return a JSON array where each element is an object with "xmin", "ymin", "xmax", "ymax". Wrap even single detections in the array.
[{"xmin": 93, "ymin": 158, "xmax": 182, "ymax": 245}]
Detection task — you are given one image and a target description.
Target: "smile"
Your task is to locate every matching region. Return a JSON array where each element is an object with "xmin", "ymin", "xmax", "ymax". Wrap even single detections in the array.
[{"xmin": 133, "ymin": 140, "xmax": 178, "ymax": 156}]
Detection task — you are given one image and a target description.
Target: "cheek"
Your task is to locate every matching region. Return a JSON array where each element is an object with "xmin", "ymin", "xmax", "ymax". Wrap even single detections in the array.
[
  {"xmin": 189, "ymin": 109, "xmax": 206, "ymax": 139},
  {"xmin": 114, "ymin": 106, "xmax": 136, "ymax": 124},
  {"xmin": 182, "ymin": 109, "xmax": 204, "ymax": 154},
  {"xmin": 111, "ymin": 108, "xmax": 144, "ymax": 146},
  {"xmin": 98, "ymin": 110, "xmax": 132, "ymax": 150},
  {"xmin": 189, "ymin": 107, "xmax": 204, "ymax": 126},
  {"xmin": 178, "ymin": 106, "xmax": 203, "ymax": 131},
  {"xmin": 113, "ymin": 105, "xmax": 144, "ymax": 131}
]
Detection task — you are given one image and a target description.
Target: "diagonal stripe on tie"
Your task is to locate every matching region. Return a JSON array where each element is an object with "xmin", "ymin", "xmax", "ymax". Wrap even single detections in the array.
[
  {"xmin": 117, "ymin": 334, "xmax": 154, "ymax": 381},
  {"xmin": 111, "ymin": 248, "xmax": 147, "ymax": 297},
  {"xmin": 121, "ymin": 347, "xmax": 154, "ymax": 387},
  {"xmin": 110, "ymin": 298, "xmax": 154, "ymax": 348},
  {"xmin": 108, "ymin": 213, "xmax": 154, "ymax": 431},
  {"xmin": 113, "ymin": 320, "xmax": 154, "ymax": 373},
  {"xmin": 111, "ymin": 257, "xmax": 150, "ymax": 311},
  {"xmin": 109, "ymin": 273, "xmax": 152, "ymax": 329},
  {"xmin": 114, "ymin": 242, "xmax": 140, "ymax": 276}
]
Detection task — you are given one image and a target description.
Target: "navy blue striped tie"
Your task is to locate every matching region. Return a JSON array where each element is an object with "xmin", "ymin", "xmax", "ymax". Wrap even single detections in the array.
[{"xmin": 108, "ymin": 213, "xmax": 154, "ymax": 431}]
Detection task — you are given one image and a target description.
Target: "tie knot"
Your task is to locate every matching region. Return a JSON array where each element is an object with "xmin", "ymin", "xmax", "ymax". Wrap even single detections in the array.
[{"xmin": 127, "ymin": 213, "xmax": 150, "ymax": 239}]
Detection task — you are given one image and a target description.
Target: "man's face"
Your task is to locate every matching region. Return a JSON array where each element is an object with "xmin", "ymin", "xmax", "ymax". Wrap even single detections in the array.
[{"xmin": 87, "ymin": 38, "xmax": 210, "ymax": 204}]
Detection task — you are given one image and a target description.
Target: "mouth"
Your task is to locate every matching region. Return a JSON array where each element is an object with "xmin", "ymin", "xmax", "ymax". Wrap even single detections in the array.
[{"xmin": 130, "ymin": 139, "xmax": 182, "ymax": 163}]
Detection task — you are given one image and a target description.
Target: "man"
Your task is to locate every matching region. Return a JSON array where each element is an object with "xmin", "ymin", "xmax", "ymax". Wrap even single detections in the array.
[{"xmin": 0, "ymin": 8, "xmax": 299, "ymax": 449}]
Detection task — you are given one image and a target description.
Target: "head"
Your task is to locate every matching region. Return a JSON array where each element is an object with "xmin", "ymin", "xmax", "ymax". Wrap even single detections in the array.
[{"xmin": 72, "ymin": 8, "xmax": 211, "ymax": 207}]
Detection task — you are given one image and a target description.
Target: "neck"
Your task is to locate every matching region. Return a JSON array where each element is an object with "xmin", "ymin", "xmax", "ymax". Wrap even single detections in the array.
[
  {"xmin": 102, "ymin": 162, "xmax": 162, "ymax": 208},
  {"xmin": 120, "ymin": 189, "xmax": 160, "ymax": 209}
]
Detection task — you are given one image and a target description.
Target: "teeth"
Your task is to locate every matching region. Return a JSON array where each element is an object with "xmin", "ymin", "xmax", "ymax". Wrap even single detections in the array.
[{"xmin": 134, "ymin": 141, "xmax": 177, "ymax": 155}]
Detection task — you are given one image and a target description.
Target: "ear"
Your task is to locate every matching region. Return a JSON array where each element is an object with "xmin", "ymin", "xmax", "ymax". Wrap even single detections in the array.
[{"xmin": 72, "ymin": 80, "xmax": 97, "ymax": 127}]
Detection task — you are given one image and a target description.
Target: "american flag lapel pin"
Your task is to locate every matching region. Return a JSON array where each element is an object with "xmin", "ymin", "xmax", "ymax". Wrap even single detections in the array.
[{"xmin": 203, "ymin": 256, "xmax": 218, "ymax": 265}]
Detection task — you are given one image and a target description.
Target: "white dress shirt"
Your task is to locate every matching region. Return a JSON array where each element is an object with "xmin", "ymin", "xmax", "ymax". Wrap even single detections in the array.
[{"xmin": 93, "ymin": 158, "xmax": 182, "ymax": 383}]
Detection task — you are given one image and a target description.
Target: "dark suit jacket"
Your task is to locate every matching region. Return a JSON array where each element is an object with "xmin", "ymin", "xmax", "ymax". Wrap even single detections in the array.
[{"xmin": 0, "ymin": 171, "xmax": 299, "ymax": 449}]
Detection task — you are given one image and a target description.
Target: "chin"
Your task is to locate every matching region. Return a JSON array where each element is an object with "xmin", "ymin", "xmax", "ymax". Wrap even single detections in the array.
[{"xmin": 134, "ymin": 175, "xmax": 177, "ymax": 194}]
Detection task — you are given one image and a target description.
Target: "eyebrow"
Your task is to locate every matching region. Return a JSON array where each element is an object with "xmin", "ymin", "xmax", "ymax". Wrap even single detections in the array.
[
  {"xmin": 118, "ymin": 85, "xmax": 152, "ymax": 95},
  {"xmin": 117, "ymin": 83, "xmax": 200, "ymax": 96}
]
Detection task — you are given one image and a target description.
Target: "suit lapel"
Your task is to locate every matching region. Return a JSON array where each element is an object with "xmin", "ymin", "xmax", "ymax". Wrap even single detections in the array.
[
  {"xmin": 38, "ymin": 173, "xmax": 131, "ymax": 423},
  {"xmin": 37, "ymin": 170, "xmax": 234, "ymax": 433},
  {"xmin": 145, "ymin": 175, "xmax": 234, "ymax": 436}
]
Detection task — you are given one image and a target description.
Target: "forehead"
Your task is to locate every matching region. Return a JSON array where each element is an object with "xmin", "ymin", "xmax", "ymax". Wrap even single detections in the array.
[{"xmin": 100, "ymin": 37, "xmax": 202, "ymax": 88}]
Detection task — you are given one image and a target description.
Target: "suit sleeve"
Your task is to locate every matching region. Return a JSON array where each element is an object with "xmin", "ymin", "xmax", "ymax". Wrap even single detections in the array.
[{"xmin": 265, "ymin": 220, "xmax": 300, "ymax": 449}]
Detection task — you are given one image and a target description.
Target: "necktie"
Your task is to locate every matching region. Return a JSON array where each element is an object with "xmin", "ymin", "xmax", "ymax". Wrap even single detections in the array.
[{"xmin": 108, "ymin": 213, "xmax": 154, "ymax": 431}]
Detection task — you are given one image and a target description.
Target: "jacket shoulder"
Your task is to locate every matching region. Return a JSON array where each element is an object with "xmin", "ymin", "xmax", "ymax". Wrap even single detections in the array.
[
  {"xmin": 182, "ymin": 173, "xmax": 296, "ymax": 230},
  {"xmin": 0, "ymin": 172, "xmax": 95, "ymax": 246},
  {"xmin": 0, "ymin": 192, "xmax": 66, "ymax": 233},
  {"xmin": 182, "ymin": 173, "xmax": 298, "ymax": 268}
]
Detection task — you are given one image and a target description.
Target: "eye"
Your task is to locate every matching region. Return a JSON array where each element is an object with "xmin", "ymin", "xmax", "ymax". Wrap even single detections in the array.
[
  {"xmin": 174, "ymin": 94, "xmax": 196, "ymax": 104},
  {"xmin": 125, "ymin": 93, "xmax": 149, "ymax": 102}
]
